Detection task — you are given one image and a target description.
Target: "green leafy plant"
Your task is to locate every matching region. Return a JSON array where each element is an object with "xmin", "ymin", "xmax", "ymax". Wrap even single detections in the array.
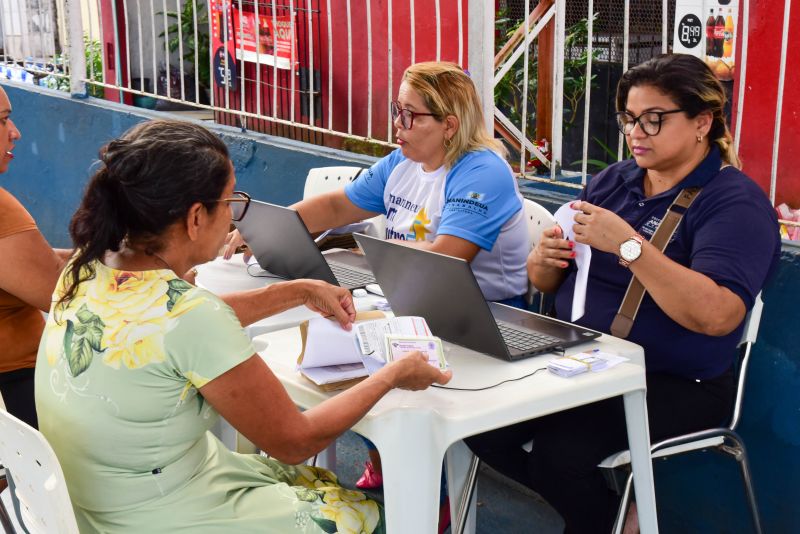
[
  {"xmin": 159, "ymin": 1, "xmax": 211, "ymax": 94},
  {"xmin": 572, "ymin": 135, "xmax": 631, "ymax": 171},
  {"xmin": 43, "ymin": 35, "xmax": 104, "ymax": 97},
  {"xmin": 494, "ymin": 8, "xmax": 538, "ymax": 128},
  {"xmin": 562, "ymin": 16, "xmax": 600, "ymax": 131},
  {"xmin": 84, "ymin": 35, "xmax": 104, "ymax": 97},
  {"xmin": 494, "ymin": 13, "xmax": 600, "ymax": 133}
]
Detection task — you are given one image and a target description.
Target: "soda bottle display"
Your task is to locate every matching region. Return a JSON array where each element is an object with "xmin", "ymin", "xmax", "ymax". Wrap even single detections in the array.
[
  {"xmin": 723, "ymin": 9, "xmax": 734, "ymax": 58},
  {"xmin": 714, "ymin": 12, "xmax": 726, "ymax": 57},
  {"xmin": 706, "ymin": 9, "xmax": 716, "ymax": 58}
]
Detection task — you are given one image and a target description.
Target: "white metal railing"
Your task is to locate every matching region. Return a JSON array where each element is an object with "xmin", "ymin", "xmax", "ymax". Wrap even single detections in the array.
[{"xmin": 0, "ymin": 0, "xmax": 797, "ymax": 232}]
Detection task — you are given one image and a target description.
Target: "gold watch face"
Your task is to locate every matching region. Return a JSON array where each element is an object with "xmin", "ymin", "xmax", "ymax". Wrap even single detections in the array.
[{"xmin": 620, "ymin": 239, "xmax": 642, "ymax": 262}]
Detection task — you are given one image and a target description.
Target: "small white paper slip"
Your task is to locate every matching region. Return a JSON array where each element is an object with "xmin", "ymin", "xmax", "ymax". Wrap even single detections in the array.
[
  {"xmin": 552, "ymin": 202, "xmax": 592, "ymax": 322},
  {"xmin": 547, "ymin": 350, "xmax": 629, "ymax": 378},
  {"xmin": 385, "ymin": 335, "xmax": 447, "ymax": 370}
]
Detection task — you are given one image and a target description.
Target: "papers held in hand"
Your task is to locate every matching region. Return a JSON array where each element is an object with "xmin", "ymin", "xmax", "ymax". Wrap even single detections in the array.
[{"xmin": 297, "ymin": 313, "xmax": 446, "ymax": 391}]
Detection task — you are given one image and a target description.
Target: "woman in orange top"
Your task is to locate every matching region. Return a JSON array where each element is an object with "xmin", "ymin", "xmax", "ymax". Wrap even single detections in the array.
[{"xmin": 0, "ymin": 85, "xmax": 68, "ymax": 428}]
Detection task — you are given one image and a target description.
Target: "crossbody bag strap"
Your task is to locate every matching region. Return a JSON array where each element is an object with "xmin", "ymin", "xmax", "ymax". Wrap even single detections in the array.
[{"xmin": 609, "ymin": 187, "xmax": 702, "ymax": 338}]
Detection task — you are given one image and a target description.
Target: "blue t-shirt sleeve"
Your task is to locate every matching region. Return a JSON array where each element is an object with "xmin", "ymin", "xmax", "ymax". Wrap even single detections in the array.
[
  {"xmin": 344, "ymin": 149, "xmax": 406, "ymax": 214},
  {"xmin": 438, "ymin": 151, "xmax": 522, "ymax": 250},
  {"xmin": 688, "ymin": 175, "xmax": 780, "ymax": 310}
]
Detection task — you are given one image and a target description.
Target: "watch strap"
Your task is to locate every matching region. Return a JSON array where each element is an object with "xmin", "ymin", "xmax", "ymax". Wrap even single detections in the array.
[{"xmin": 610, "ymin": 187, "xmax": 702, "ymax": 338}]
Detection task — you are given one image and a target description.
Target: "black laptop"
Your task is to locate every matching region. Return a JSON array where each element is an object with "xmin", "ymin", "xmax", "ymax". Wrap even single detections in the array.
[
  {"xmin": 236, "ymin": 200, "xmax": 376, "ymax": 289},
  {"xmin": 353, "ymin": 234, "xmax": 600, "ymax": 360}
]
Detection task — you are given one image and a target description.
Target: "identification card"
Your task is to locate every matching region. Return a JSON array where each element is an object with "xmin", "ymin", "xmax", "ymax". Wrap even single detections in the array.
[{"xmin": 384, "ymin": 335, "xmax": 447, "ymax": 370}]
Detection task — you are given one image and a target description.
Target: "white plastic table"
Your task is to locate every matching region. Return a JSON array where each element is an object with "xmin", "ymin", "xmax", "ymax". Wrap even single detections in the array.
[
  {"xmin": 253, "ymin": 326, "xmax": 658, "ymax": 534},
  {"xmin": 195, "ymin": 253, "xmax": 384, "ymax": 337}
]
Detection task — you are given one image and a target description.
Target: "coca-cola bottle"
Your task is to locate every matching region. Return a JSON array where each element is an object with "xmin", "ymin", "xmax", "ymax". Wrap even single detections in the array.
[
  {"xmin": 706, "ymin": 9, "xmax": 716, "ymax": 58},
  {"xmin": 714, "ymin": 11, "xmax": 726, "ymax": 57}
]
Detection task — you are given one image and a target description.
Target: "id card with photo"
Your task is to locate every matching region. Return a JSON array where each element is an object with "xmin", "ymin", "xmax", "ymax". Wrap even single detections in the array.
[{"xmin": 385, "ymin": 335, "xmax": 447, "ymax": 370}]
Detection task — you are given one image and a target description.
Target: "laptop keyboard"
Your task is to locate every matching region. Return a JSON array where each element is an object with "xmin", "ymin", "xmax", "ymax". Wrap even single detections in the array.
[
  {"xmin": 495, "ymin": 321, "xmax": 561, "ymax": 352},
  {"xmin": 327, "ymin": 260, "xmax": 376, "ymax": 287}
]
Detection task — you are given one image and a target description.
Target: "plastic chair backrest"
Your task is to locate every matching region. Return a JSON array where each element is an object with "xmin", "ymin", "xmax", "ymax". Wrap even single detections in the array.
[
  {"xmin": 523, "ymin": 198, "xmax": 556, "ymax": 249},
  {"xmin": 729, "ymin": 291, "xmax": 764, "ymax": 431},
  {"xmin": 304, "ymin": 166, "xmax": 386, "ymax": 238},
  {"xmin": 0, "ymin": 410, "xmax": 79, "ymax": 533},
  {"xmin": 303, "ymin": 166, "xmax": 365, "ymax": 200}
]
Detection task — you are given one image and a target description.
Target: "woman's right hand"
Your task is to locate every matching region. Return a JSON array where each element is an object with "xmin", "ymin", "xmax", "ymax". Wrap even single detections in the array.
[
  {"xmin": 528, "ymin": 225, "xmax": 574, "ymax": 271},
  {"xmin": 380, "ymin": 352, "xmax": 452, "ymax": 391},
  {"xmin": 222, "ymin": 229, "xmax": 251, "ymax": 262}
]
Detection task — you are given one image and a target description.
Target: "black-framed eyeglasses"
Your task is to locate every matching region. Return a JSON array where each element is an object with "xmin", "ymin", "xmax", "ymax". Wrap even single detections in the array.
[
  {"xmin": 390, "ymin": 101, "xmax": 438, "ymax": 129},
  {"xmin": 615, "ymin": 109, "xmax": 685, "ymax": 136},
  {"xmin": 218, "ymin": 190, "xmax": 251, "ymax": 222}
]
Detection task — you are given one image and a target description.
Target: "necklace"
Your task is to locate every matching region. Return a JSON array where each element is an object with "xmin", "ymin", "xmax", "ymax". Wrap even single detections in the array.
[{"xmin": 148, "ymin": 249, "xmax": 177, "ymax": 274}]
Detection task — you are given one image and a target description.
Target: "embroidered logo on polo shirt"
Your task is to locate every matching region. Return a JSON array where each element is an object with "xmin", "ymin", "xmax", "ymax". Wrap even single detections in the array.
[{"xmin": 640, "ymin": 215, "xmax": 681, "ymax": 243}]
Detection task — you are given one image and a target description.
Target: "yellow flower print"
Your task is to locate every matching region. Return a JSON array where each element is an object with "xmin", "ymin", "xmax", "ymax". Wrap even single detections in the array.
[
  {"xmin": 294, "ymin": 465, "xmax": 339, "ymax": 489},
  {"xmin": 45, "ymin": 263, "xmax": 205, "ymax": 375},
  {"xmin": 318, "ymin": 488, "xmax": 380, "ymax": 534},
  {"xmin": 411, "ymin": 207, "xmax": 432, "ymax": 241}
]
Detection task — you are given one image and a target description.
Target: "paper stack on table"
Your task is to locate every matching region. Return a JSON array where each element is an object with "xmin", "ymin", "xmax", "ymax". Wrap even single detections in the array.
[
  {"xmin": 547, "ymin": 350, "xmax": 629, "ymax": 378},
  {"xmin": 298, "ymin": 314, "xmax": 445, "ymax": 390}
]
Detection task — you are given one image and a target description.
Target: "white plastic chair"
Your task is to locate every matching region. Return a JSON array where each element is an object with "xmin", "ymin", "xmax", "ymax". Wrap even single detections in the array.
[
  {"xmin": 598, "ymin": 292, "xmax": 765, "ymax": 534},
  {"xmin": 0, "ymin": 408, "xmax": 79, "ymax": 534},
  {"xmin": 522, "ymin": 198, "xmax": 556, "ymax": 307},
  {"xmin": 303, "ymin": 166, "xmax": 386, "ymax": 239}
]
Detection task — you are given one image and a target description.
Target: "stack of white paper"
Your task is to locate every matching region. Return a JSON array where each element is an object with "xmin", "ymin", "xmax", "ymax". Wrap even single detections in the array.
[{"xmin": 547, "ymin": 351, "xmax": 628, "ymax": 378}]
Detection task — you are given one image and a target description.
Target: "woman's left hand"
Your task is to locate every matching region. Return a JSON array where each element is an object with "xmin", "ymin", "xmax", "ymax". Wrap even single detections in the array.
[
  {"xmin": 571, "ymin": 201, "xmax": 636, "ymax": 254},
  {"xmin": 300, "ymin": 280, "xmax": 357, "ymax": 330}
]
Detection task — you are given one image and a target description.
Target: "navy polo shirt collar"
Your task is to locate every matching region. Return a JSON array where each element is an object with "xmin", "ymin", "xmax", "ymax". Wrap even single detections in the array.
[{"xmin": 621, "ymin": 145, "xmax": 723, "ymax": 199}]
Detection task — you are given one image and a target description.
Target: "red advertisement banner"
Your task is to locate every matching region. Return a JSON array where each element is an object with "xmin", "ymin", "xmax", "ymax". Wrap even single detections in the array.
[{"xmin": 231, "ymin": 10, "xmax": 296, "ymax": 70}]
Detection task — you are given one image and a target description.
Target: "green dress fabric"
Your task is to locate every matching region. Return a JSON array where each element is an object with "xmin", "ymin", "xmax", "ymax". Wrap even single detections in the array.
[{"xmin": 35, "ymin": 261, "xmax": 385, "ymax": 533}]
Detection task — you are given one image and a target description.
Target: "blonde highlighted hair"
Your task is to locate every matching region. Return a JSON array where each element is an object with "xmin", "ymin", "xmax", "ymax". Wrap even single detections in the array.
[
  {"xmin": 402, "ymin": 62, "xmax": 506, "ymax": 168},
  {"xmin": 616, "ymin": 53, "xmax": 741, "ymax": 168}
]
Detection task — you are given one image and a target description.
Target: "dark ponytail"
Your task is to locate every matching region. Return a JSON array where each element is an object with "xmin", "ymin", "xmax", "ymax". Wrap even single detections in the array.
[{"xmin": 58, "ymin": 120, "xmax": 231, "ymax": 306}]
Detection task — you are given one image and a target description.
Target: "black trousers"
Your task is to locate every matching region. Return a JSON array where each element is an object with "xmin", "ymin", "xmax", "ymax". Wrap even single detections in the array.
[
  {"xmin": 465, "ymin": 370, "xmax": 734, "ymax": 534},
  {"xmin": 0, "ymin": 367, "xmax": 38, "ymax": 429}
]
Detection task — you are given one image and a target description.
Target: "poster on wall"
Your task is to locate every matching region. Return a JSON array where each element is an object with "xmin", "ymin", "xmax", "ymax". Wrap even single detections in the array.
[
  {"xmin": 210, "ymin": 1, "xmax": 238, "ymax": 90},
  {"xmin": 231, "ymin": 10, "xmax": 297, "ymax": 70},
  {"xmin": 673, "ymin": 0, "xmax": 737, "ymax": 81}
]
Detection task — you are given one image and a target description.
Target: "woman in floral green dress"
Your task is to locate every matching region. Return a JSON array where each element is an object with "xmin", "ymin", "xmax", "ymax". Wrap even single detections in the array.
[{"xmin": 35, "ymin": 120, "xmax": 452, "ymax": 533}]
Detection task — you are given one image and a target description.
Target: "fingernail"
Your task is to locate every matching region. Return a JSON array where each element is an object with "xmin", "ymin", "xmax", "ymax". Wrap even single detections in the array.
[
  {"xmin": 570, "ymin": 251, "xmax": 576, "ymax": 258},
  {"xmin": 570, "ymin": 202, "xmax": 577, "ymax": 209},
  {"xmin": 561, "ymin": 261, "xmax": 569, "ymax": 268},
  {"xmin": 568, "ymin": 241, "xmax": 575, "ymax": 249}
]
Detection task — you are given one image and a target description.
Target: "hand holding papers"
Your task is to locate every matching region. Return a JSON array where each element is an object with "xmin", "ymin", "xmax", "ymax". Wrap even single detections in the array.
[
  {"xmin": 297, "ymin": 313, "xmax": 447, "ymax": 390},
  {"xmin": 553, "ymin": 202, "xmax": 592, "ymax": 321}
]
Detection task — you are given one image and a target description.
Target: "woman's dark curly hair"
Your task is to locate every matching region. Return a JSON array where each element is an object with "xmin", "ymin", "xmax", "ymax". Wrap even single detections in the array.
[
  {"xmin": 616, "ymin": 53, "xmax": 741, "ymax": 168},
  {"xmin": 59, "ymin": 120, "xmax": 230, "ymax": 306}
]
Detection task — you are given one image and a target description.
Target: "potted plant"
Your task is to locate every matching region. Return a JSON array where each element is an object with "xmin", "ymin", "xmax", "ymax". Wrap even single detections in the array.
[{"xmin": 159, "ymin": 1, "xmax": 211, "ymax": 103}]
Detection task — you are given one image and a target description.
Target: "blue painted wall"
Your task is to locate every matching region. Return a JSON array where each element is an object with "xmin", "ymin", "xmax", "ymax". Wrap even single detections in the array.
[
  {"xmin": 3, "ymin": 82, "xmax": 799, "ymax": 532},
  {"xmin": 0, "ymin": 82, "xmax": 376, "ymax": 248}
]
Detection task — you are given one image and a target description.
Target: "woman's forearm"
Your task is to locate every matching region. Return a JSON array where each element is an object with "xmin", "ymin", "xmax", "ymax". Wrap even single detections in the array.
[
  {"xmin": 629, "ymin": 240, "xmax": 745, "ymax": 336},
  {"xmin": 220, "ymin": 280, "xmax": 308, "ymax": 327}
]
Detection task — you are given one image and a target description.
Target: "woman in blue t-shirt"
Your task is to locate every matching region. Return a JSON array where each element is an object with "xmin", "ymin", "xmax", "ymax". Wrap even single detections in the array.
[
  {"xmin": 467, "ymin": 54, "xmax": 780, "ymax": 533},
  {"xmin": 224, "ymin": 61, "xmax": 529, "ymax": 305}
]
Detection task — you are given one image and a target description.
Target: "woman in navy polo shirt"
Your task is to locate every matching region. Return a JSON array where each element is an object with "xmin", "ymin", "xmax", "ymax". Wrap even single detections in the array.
[{"xmin": 467, "ymin": 54, "xmax": 780, "ymax": 533}]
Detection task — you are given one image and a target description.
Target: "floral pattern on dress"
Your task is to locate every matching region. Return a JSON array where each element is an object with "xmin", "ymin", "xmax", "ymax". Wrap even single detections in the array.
[{"xmin": 45, "ymin": 264, "xmax": 203, "ymax": 378}]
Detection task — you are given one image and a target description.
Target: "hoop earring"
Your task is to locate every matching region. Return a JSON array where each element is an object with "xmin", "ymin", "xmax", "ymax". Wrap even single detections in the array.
[
  {"xmin": 696, "ymin": 134, "xmax": 703, "ymax": 143},
  {"xmin": 443, "ymin": 137, "xmax": 452, "ymax": 149}
]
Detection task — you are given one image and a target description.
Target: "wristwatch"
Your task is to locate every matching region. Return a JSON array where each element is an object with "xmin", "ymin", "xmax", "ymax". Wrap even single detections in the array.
[{"xmin": 618, "ymin": 233, "xmax": 644, "ymax": 268}]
